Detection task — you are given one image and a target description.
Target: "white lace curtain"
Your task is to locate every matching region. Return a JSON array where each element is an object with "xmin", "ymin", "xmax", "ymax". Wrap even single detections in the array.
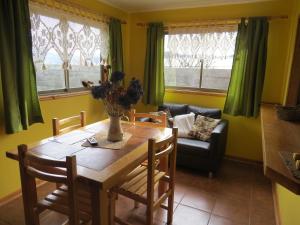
[
  {"xmin": 30, "ymin": 2, "xmax": 109, "ymax": 70},
  {"xmin": 165, "ymin": 22, "xmax": 238, "ymax": 69}
]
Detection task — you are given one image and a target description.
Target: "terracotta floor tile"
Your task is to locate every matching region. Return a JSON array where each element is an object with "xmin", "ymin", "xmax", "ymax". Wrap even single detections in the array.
[
  {"xmin": 174, "ymin": 183, "xmax": 187, "ymax": 203},
  {"xmin": 180, "ymin": 186, "xmax": 216, "ymax": 212},
  {"xmin": 212, "ymin": 194, "xmax": 250, "ymax": 224},
  {"xmin": 250, "ymin": 191, "xmax": 276, "ymax": 225},
  {"xmin": 214, "ymin": 179, "xmax": 252, "ymax": 200},
  {"xmin": 173, "ymin": 205, "xmax": 210, "ymax": 225},
  {"xmin": 252, "ymin": 182, "xmax": 273, "ymax": 203},
  {"xmin": 209, "ymin": 214, "xmax": 247, "ymax": 225}
]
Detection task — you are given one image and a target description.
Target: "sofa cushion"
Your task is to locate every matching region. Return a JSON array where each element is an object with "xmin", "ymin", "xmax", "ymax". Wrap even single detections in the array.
[
  {"xmin": 158, "ymin": 103, "xmax": 188, "ymax": 117},
  {"xmin": 177, "ymin": 138, "xmax": 210, "ymax": 157},
  {"xmin": 187, "ymin": 105, "xmax": 221, "ymax": 119},
  {"xmin": 173, "ymin": 113, "xmax": 195, "ymax": 138},
  {"xmin": 189, "ymin": 115, "xmax": 221, "ymax": 141}
]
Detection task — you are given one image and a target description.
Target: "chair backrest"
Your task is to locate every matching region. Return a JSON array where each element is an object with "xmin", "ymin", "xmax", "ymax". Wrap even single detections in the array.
[
  {"xmin": 146, "ymin": 127, "xmax": 178, "ymax": 206},
  {"xmin": 129, "ymin": 109, "xmax": 167, "ymax": 128},
  {"xmin": 18, "ymin": 144, "xmax": 79, "ymax": 224},
  {"xmin": 52, "ymin": 111, "xmax": 86, "ymax": 136}
]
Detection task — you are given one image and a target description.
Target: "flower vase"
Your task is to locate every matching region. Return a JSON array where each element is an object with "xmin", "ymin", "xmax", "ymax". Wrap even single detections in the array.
[{"xmin": 107, "ymin": 116, "xmax": 123, "ymax": 142}]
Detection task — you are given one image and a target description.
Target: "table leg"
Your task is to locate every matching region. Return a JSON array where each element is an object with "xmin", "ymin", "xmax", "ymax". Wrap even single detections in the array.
[
  {"xmin": 90, "ymin": 181, "xmax": 110, "ymax": 225},
  {"xmin": 90, "ymin": 182, "xmax": 100, "ymax": 225},
  {"xmin": 158, "ymin": 155, "xmax": 169, "ymax": 196},
  {"xmin": 100, "ymin": 189, "xmax": 109, "ymax": 225}
]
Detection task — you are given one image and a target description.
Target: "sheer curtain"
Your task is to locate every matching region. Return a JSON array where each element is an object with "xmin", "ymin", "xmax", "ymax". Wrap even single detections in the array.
[{"xmin": 29, "ymin": 2, "xmax": 109, "ymax": 91}]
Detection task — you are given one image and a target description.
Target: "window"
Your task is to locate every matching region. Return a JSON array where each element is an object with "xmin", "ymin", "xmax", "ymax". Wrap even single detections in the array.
[
  {"xmin": 164, "ymin": 28, "xmax": 237, "ymax": 91},
  {"xmin": 30, "ymin": 6, "xmax": 109, "ymax": 93}
]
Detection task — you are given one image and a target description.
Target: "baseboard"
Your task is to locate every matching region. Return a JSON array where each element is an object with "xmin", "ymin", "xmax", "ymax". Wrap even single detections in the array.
[
  {"xmin": 272, "ymin": 182, "xmax": 282, "ymax": 225},
  {"xmin": 224, "ymin": 155, "xmax": 263, "ymax": 167},
  {"xmin": 0, "ymin": 180, "xmax": 47, "ymax": 208}
]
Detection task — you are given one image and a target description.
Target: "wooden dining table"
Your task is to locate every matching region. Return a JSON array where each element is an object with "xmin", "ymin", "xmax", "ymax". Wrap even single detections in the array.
[{"xmin": 6, "ymin": 119, "xmax": 172, "ymax": 225}]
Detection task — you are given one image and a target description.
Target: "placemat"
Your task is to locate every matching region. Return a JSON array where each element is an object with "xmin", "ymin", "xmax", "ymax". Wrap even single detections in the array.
[
  {"xmin": 52, "ymin": 130, "xmax": 94, "ymax": 145},
  {"xmin": 279, "ymin": 151, "xmax": 300, "ymax": 179},
  {"xmin": 31, "ymin": 141, "xmax": 84, "ymax": 159},
  {"xmin": 82, "ymin": 132, "xmax": 132, "ymax": 150}
]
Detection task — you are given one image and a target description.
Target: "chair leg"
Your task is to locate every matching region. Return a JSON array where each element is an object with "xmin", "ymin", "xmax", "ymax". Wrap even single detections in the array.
[
  {"xmin": 33, "ymin": 207, "xmax": 40, "ymax": 225},
  {"xmin": 146, "ymin": 207, "xmax": 154, "ymax": 225},
  {"xmin": 166, "ymin": 194, "xmax": 174, "ymax": 225}
]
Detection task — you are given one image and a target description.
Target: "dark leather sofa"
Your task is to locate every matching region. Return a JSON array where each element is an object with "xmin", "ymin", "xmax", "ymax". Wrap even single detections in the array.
[{"xmin": 158, "ymin": 103, "xmax": 228, "ymax": 176}]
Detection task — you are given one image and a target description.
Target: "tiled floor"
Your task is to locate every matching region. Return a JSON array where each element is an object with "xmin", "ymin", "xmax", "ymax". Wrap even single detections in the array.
[{"xmin": 0, "ymin": 160, "xmax": 276, "ymax": 225}]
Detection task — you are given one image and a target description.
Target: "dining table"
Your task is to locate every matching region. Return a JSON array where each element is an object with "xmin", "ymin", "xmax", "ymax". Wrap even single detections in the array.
[{"xmin": 6, "ymin": 119, "xmax": 172, "ymax": 225}]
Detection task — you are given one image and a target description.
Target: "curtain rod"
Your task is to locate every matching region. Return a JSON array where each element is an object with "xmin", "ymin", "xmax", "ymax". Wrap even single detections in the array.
[
  {"xmin": 136, "ymin": 15, "xmax": 288, "ymax": 27},
  {"xmin": 30, "ymin": 0, "xmax": 127, "ymax": 24}
]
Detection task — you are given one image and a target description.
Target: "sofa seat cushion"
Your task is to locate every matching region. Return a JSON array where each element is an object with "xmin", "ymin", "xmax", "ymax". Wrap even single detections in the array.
[{"xmin": 177, "ymin": 138, "xmax": 210, "ymax": 157}]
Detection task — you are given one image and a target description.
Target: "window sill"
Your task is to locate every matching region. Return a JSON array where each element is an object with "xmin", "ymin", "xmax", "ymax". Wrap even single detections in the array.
[
  {"xmin": 165, "ymin": 88, "xmax": 227, "ymax": 97},
  {"xmin": 39, "ymin": 90, "xmax": 90, "ymax": 101}
]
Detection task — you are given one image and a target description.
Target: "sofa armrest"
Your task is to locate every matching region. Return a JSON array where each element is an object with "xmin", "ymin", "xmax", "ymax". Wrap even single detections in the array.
[
  {"xmin": 209, "ymin": 120, "xmax": 229, "ymax": 170},
  {"xmin": 212, "ymin": 120, "xmax": 228, "ymax": 135}
]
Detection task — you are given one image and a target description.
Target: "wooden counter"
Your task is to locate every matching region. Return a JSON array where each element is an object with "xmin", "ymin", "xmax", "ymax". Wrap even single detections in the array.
[{"xmin": 261, "ymin": 104, "xmax": 300, "ymax": 194}]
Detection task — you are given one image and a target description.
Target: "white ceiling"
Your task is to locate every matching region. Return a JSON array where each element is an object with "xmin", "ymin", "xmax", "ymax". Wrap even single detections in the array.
[{"xmin": 97, "ymin": 0, "xmax": 274, "ymax": 12}]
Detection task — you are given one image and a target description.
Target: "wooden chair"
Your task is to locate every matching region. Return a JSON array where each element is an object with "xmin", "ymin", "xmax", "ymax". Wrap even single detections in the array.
[
  {"xmin": 109, "ymin": 127, "xmax": 178, "ymax": 225},
  {"xmin": 129, "ymin": 109, "xmax": 167, "ymax": 128},
  {"xmin": 52, "ymin": 111, "xmax": 86, "ymax": 136},
  {"xmin": 129, "ymin": 108, "xmax": 168, "ymax": 197},
  {"xmin": 18, "ymin": 144, "xmax": 93, "ymax": 225}
]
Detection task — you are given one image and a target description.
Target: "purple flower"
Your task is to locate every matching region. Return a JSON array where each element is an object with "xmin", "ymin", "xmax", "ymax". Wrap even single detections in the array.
[
  {"xmin": 91, "ymin": 82, "xmax": 111, "ymax": 99},
  {"xmin": 118, "ymin": 95, "xmax": 132, "ymax": 109},
  {"xmin": 110, "ymin": 71, "xmax": 125, "ymax": 83},
  {"xmin": 126, "ymin": 78, "xmax": 143, "ymax": 104}
]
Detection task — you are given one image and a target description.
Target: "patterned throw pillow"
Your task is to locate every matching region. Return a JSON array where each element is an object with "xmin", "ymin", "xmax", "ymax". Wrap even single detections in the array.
[{"xmin": 188, "ymin": 115, "xmax": 221, "ymax": 141}]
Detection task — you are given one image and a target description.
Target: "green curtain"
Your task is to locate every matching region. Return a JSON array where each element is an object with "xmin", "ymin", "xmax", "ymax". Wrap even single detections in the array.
[
  {"xmin": 143, "ymin": 23, "xmax": 165, "ymax": 106},
  {"xmin": 109, "ymin": 18, "xmax": 124, "ymax": 73},
  {"xmin": 0, "ymin": 0, "xmax": 43, "ymax": 134},
  {"xmin": 223, "ymin": 17, "xmax": 269, "ymax": 117}
]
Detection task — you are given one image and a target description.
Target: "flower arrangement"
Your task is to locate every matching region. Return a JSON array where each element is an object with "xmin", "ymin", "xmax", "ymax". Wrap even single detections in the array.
[{"xmin": 82, "ymin": 69, "xmax": 143, "ymax": 118}]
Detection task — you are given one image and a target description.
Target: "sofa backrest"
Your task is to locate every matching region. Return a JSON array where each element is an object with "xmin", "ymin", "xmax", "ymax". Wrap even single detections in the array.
[
  {"xmin": 187, "ymin": 105, "xmax": 221, "ymax": 119},
  {"xmin": 159, "ymin": 103, "xmax": 221, "ymax": 119},
  {"xmin": 158, "ymin": 103, "xmax": 188, "ymax": 117}
]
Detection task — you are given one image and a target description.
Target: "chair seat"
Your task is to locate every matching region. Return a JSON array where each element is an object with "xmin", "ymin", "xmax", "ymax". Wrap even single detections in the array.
[
  {"xmin": 118, "ymin": 165, "xmax": 166, "ymax": 196},
  {"xmin": 37, "ymin": 185, "xmax": 92, "ymax": 223}
]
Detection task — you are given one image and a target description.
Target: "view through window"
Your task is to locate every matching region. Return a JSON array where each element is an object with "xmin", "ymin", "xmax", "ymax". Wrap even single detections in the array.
[
  {"xmin": 30, "ymin": 8, "xmax": 109, "ymax": 92},
  {"xmin": 164, "ymin": 30, "xmax": 237, "ymax": 91}
]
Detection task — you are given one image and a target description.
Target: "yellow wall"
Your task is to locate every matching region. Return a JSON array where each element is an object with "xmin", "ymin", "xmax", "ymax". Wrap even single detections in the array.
[
  {"xmin": 275, "ymin": 184, "xmax": 300, "ymax": 225},
  {"xmin": 275, "ymin": 1, "xmax": 300, "ymax": 225},
  {"xmin": 0, "ymin": 0, "xmax": 129, "ymax": 199},
  {"xmin": 129, "ymin": 0, "xmax": 293, "ymax": 161}
]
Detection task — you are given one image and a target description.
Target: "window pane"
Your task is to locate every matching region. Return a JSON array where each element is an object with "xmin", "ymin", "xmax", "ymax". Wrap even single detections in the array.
[
  {"xmin": 36, "ymin": 48, "xmax": 65, "ymax": 91},
  {"xmin": 165, "ymin": 67, "xmax": 201, "ymax": 88},
  {"xmin": 67, "ymin": 21, "xmax": 102, "ymax": 88},
  {"xmin": 164, "ymin": 31, "xmax": 237, "ymax": 91},
  {"xmin": 69, "ymin": 49, "xmax": 101, "ymax": 88}
]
